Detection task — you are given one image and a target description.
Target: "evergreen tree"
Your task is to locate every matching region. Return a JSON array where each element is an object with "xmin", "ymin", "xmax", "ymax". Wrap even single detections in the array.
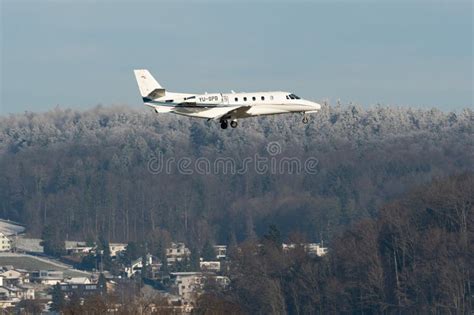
[
  {"xmin": 202, "ymin": 240, "xmax": 217, "ymax": 261},
  {"xmin": 78, "ymin": 253, "xmax": 96, "ymax": 271},
  {"xmin": 51, "ymin": 283, "xmax": 65, "ymax": 312},
  {"xmin": 99, "ymin": 236, "xmax": 112, "ymax": 271},
  {"xmin": 98, "ymin": 273, "xmax": 107, "ymax": 295},
  {"xmin": 123, "ymin": 242, "xmax": 145, "ymax": 265},
  {"xmin": 189, "ymin": 248, "xmax": 200, "ymax": 271},
  {"xmin": 263, "ymin": 225, "xmax": 282, "ymax": 250},
  {"xmin": 41, "ymin": 225, "xmax": 65, "ymax": 257}
]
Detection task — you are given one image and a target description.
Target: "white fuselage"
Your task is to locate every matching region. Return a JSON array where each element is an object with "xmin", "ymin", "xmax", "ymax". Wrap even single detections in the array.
[{"xmin": 150, "ymin": 91, "xmax": 321, "ymax": 120}]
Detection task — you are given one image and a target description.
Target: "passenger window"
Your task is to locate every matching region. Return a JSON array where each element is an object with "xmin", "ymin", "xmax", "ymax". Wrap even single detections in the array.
[
  {"xmin": 252, "ymin": 96, "xmax": 256, "ymax": 101},
  {"xmin": 235, "ymin": 97, "xmax": 238, "ymax": 102},
  {"xmin": 243, "ymin": 97, "xmax": 247, "ymax": 101},
  {"xmin": 261, "ymin": 96, "xmax": 265, "ymax": 101},
  {"xmin": 270, "ymin": 96, "xmax": 274, "ymax": 100}
]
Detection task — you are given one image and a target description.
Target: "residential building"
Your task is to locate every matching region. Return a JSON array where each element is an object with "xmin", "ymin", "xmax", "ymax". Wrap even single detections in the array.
[
  {"xmin": 124, "ymin": 254, "xmax": 153, "ymax": 278},
  {"xmin": 166, "ymin": 243, "xmax": 191, "ymax": 264},
  {"xmin": 282, "ymin": 242, "xmax": 328, "ymax": 257},
  {"xmin": 1, "ymin": 285, "xmax": 34, "ymax": 300},
  {"xmin": 282, "ymin": 243, "xmax": 297, "ymax": 251},
  {"xmin": 199, "ymin": 261, "xmax": 221, "ymax": 272},
  {"xmin": 59, "ymin": 283, "xmax": 102, "ymax": 298},
  {"xmin": 304, "ymin": 243, "xmax": 328, "ymax": 257},
  {"xmin": 0, "ymin": 270, "xmax": 22, "ymax": 286},
  {"xmin": 30, "ymin": 270, "xmax": 64, "ymax": 285},
  {"xmin": 213, "ymin": 245, "xmax": 227, "ymax": 260},
  {"xmin": 109, "ymin": 243, "xmax": 127, "ymax": 258},
  {"xmin": 65, "ymin": 241, "xmax": 94, "ymax": 255},
  {"xmin": 169, "ymin": 272, "xmax": 203, "ymax": 304},
  {"xmin": 0, "ymin": 233, "xmax": 11, "ymax": 252},
  {"xmin": 63, "ymin": 277, "xmax": 91, "ymax": 285}
]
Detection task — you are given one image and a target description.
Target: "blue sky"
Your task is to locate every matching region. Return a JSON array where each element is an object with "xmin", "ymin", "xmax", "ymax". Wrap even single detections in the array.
[{"xmin": 1, "ymin": 0, "xmax": 472, "ymax": 114}]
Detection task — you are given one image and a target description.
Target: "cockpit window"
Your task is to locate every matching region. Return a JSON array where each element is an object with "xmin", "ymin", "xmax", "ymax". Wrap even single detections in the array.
[{"xmin": 289, "ymin": 94, "xmax": 301, "ymax": 99}]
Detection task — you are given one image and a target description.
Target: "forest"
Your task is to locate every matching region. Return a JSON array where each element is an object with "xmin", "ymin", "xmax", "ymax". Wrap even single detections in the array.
[
  {"xmin": 0, "ymin": 104, "xmax": 472, "ymax": 249},
  {"xmin": 0, "ymin": 103, "xmax": 473, "ymax": 312},
  {"xmin": 197, "ymin": 173, "xmax": 473, "ymax": 314}
]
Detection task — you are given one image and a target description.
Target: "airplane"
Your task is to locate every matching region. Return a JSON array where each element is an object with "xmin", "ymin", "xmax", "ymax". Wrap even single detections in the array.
[{"xmin": 133, "ymin": 69, "xmax": 321, "ymax": 129}]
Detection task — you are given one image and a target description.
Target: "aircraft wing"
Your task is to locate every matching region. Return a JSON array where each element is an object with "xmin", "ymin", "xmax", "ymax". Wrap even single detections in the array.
[
  {"xmin": 211, "ymin": 105, "xmax": 252, "ymax": 120},
  {"xmin": 171, "ymin": 105, "xmax": 252, "ymax": 120}
]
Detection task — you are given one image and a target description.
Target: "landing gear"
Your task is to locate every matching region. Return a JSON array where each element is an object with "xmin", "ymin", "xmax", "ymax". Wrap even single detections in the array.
[
  {"xmin": 220, "ymin": 120, "xmax": 228, "ymax": 129},
  {"xmin": 220, "ymin": 119, "xmax": 237, "ymax": 129},
  {"xmin": 302, "ymin": 115, "xmax": 309, "ymax": 124}
]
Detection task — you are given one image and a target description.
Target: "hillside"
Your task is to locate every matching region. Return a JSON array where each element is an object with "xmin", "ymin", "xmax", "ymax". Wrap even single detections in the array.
[{"xmin": 0, "ymin": 104, "xmax": 472, "ymax": 252}]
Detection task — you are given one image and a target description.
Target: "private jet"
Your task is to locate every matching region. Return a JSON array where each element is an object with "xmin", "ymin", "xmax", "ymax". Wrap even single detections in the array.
[{"xmin": 134, "ymin": 69, "xmax": 321, "ymax": 129}]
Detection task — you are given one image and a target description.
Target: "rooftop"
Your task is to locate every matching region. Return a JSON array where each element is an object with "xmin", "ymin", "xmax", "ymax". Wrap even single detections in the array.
[{"xmin": 0, "ymin": 253, "xmax": 90, "ymax": 277}]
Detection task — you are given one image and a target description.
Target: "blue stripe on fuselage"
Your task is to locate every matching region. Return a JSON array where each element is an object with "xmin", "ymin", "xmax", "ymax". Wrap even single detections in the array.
[{"xmin": 143, "ymin": 100, "xmax": 222, "ymax": 108}]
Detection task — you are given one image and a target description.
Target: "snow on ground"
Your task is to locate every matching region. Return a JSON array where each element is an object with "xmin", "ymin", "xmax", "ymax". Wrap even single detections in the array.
[
  {"xmin": 0, "ymin": 219, "xmax": 25, "ymax": 236},
  {"xmin": 0, "ymin": 253, "xmax": 90, "ymax": 277},
  {"xmin": 15, "ymin": 237, "xmax": 43, "ymax": 253}
]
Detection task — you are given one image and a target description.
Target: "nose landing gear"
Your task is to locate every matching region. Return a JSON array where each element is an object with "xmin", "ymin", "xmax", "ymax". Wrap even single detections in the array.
[{"xmin": 230, "ymin": 120, "xmax": 238, "ymax": 128}]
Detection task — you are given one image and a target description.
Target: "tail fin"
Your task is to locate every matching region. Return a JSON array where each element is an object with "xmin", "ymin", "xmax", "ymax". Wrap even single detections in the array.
[{"xmin": 133, "ymin": 69, "xmax": 166, "ymax": 101}]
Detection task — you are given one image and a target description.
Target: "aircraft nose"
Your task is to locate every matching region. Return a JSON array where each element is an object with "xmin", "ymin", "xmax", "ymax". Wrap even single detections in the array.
[{"xmin": 310, "ymin": 101, "xmax": 321, "ymax": 110}]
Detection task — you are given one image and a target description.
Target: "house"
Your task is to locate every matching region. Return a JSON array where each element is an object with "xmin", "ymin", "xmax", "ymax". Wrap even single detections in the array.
[
  {"xmin": 30, "ymin": 270, "xmax": 64, "ymax": 285},
  {"xmin": 124, "ymin": 254, "xmax": 153, "ymax": 278},
  {"xmin": 59, "ymin": 283, "xmax": 102, "ymax": 298},
  {"xmin": 65, "ymin": 241, "xmax": 94, "ymax": 255},
  {"xmin": 169, "ymin": 272, "xmax": 204, "ymax": 304},
  {"xmin": 109, "ymin": 243, "xmax": 127, "ymax": 258},
  {"xmin": 15, "ymin": 285, "xmax": 35, "ymax": 300},
  {"xmin": 0, "ymin": 287, "xmax": 9, "ymax": 300},
  {"xmin": 0, "ymin": 287, "xmax": 15, "ymax": 308},
  {"xmin": 166, "ymin": 243, "xmax": 191, "ymax": 264},
  {"xmin": 304, "ymin": 243, "xmax": 328, "ymax": 257},
  {"xmin": 0, "ymin": 233, "xmax": 11, "ymax": 252},
  {"xmin": 199, "ymin": 261, "xmax": 221, "ymax": 272},
  {"xmin": 213, "ymin": 245, "xmax": 227, "ymax": 260},
  {"xmin": 0, "ymin": 269, "xmax": 25, "ymax": 286},
  {"xmin": 2, "ymin": 285, "xmax": 34, "ymax": 300},
  {"xmin": 211, "ymin": 275, "xmax": 230, "ymax": 288},
  {"xmin": 282, "ymin": 242, "xmax": 328, "ymax": 257},
  {"xmin": 63, "ymin": 277, "xmax": 91, "ymax": 285},
  {"xmin": 282, "ymin": 243, "xmax": 297, "ymax": 251},
  {"xmin": 169, "ymin": 272, "xmax": 230, "ymax": 307},
  {"xmin": 14, "ymin": 269, "xmax": 30, "ymax": 284}
]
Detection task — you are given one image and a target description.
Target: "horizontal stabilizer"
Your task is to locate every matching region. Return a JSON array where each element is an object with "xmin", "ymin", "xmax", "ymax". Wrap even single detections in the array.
[{"xmin": 148, "ymin": 88, "xmax": 166, "ymax": 99}]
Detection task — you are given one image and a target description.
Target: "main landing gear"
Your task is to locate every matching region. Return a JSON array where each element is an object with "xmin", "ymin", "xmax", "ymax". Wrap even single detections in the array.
[
  {"xmin": 220, "ymin": 119, "xmax": 238, "ymax": 129},
  {"xmin": 302, "ymin": 114, "xmax": 309, "ymax": 124}
]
